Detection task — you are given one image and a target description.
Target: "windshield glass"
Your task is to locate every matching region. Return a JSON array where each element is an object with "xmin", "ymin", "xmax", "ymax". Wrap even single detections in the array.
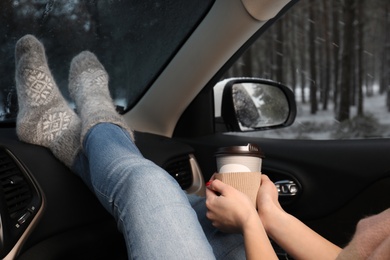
[{"xmin": 0, "ymin": 0, "xmax": 213, "ymax": 123}]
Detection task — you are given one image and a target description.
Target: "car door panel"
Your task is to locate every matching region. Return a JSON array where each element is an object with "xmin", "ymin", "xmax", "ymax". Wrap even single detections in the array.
[{"xmin": 178, "ymin": 133, "xmax": 390, "ymax": 246}]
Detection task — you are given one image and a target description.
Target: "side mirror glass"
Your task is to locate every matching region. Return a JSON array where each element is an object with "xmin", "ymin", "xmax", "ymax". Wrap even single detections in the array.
[{"xmin": 214, "ymin": 78, "xmax": 296, "ymax": 131}]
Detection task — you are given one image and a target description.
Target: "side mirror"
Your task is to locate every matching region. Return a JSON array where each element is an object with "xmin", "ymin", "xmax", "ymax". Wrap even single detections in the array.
[{"xmin": 214, "ymin": 78, "xmax": 296, "ymax": 131}]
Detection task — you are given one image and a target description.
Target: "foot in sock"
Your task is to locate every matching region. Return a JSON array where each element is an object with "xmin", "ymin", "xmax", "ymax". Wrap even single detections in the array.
[
  {"xmin": 68, "ymin": 51, "xmax": 133, "ymax": 143},
  {"xmin": 15, "ymin": 34, "xmax": 81, "ymax": 168}
]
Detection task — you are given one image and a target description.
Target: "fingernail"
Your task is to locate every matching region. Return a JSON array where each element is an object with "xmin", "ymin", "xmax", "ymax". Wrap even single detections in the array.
[{"xmin": 206, "ymin": 181, "xmax": 212, "ymax": 187}]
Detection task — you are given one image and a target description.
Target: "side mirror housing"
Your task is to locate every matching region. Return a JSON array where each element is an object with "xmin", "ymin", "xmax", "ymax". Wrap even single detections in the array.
[{"xmin": 214, "ymin": 78, "xmax": 296, "ymax": 131}]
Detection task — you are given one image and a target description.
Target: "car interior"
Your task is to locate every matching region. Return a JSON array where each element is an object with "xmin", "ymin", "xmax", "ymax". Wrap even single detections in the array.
[{"xmin": 1, "ymin": 0, "xmax": 389, "ymax": 259}]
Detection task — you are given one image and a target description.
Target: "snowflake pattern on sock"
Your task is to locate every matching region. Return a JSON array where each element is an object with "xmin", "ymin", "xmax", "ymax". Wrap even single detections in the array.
[
  {"xmin": 79, "ymin": 68, "xmax": 108, "ymax": 90},
  {"xmin": 93, "ymin": 73, "xmax": 108, "ymax": 88},
  {"xmin": 23, "ymin": 66, "xmax": 54, "ymax": 106},
  {"xmin": 39, "ymin": 110, "xmax": 72, "ymax": 142}
]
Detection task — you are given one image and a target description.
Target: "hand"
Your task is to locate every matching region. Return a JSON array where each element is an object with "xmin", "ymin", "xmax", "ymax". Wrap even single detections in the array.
[
  {"xmin": 256, "ymin": 175, "xmax": 342, "ymax": 260},
  {"xmin": 205, "ymin": 178, "xmax": 259, "ymax": 234},
  {"xmin": 256, "ymin": 175, "xmax": 284, "ymax": 231}
]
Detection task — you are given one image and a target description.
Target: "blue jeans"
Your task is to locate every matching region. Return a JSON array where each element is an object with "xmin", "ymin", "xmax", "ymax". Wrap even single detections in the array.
[{"xmin": 72, "ymin": 123, "xmax": 245, "ymax": 260}]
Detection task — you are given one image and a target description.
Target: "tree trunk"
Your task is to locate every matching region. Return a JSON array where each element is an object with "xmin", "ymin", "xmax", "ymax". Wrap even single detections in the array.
[
  {"xmin": 309, "ymin": 3, "xmax": 318, "ymax": 114},
  {"xmin": 242, "ymin": 48, "xmax": 253, "ymax": 77},
  {"xmin": 332, "ymin": 1, "xmax": 341, "ymax": 113},
  {"xmin": 384, "ymin": 3, "xmax": 390, "ymax": 111},
  {"xmin": 275, "ymin": 22, "xmax": 284, "ymax": 83},
  {"xmin": 322, "ymin": 0, "xmax": 331, "ymax": 111},
  {"xmin": 337, "ymin": 0, "xmax": 355, "ymax": 122},
  {"xmin": 356, "ymin": 0, "xmax": 364, "ymax": 116}
]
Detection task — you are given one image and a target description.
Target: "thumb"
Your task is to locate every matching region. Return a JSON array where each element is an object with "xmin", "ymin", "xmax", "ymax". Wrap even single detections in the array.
[{"xmin": 261, "ymin": 174, "xmax": 272, "ymax": 184}]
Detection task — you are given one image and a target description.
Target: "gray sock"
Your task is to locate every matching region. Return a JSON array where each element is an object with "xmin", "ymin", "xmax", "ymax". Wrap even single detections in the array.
[
  {"xmin": 68, "ymin": 51, "xmax": 133, "ymax": 145},
  {"xmin": 15, "ymin": 34, "xmax": 81, "ymax": 168}
]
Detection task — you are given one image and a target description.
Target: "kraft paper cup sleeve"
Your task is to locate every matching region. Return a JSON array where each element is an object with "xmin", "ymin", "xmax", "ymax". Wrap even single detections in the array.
[{"xmin": 214, "ymin": 172, "xmax": 261, "ymax": 207}]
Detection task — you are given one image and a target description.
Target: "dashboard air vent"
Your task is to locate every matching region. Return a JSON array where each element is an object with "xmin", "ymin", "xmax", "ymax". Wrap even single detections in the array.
[
  {"xmin": 165, "ymin": 156, "xmax": 193, "ymax": 190},
  {"xmin": 0, "ymin": 146, "xmax": 44, "ymax": 259},
  {"xmin": 0, "ymin": 150, "xmax": 32, "ymax": 219}
]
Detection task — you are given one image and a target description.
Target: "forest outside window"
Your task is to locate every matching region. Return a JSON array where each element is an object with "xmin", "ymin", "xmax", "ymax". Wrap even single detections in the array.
[{"xmin": 221, "ymin": 0, "xmax": 389, "ymax": 140}]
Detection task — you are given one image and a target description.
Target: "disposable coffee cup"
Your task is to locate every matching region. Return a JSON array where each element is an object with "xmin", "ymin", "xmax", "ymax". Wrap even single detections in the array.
[
  {"xmin": 215, "ymin": 143, "xmax": 264, "ymax": 173},
  {"xmin": 214, "ymin": 143, "xmax": 264, "ymax": 207}
]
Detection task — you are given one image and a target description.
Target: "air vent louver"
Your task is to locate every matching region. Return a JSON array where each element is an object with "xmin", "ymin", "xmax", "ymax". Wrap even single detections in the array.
[
  {"xmin": 0, "ymin": 150, "xmax": 32, "ymax": 218},
  {"xmin": 165, "ymin": 157, "xmax": 193, "ymax": 190},
  {"xmin": 0, "ymin": 147, "xmax": 44, "ymax": 259}
]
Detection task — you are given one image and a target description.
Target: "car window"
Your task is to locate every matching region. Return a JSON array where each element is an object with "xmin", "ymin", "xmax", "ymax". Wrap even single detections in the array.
[
  {"xmin": 0, "ymin": 0, "xmax": 214, "ymax": 123},
  {"xmin": 218, "ymin": 0, "xmax": 389, "ymax": 140}
]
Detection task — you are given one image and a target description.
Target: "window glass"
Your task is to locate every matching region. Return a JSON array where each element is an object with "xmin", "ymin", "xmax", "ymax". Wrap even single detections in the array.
[
  {"xmin": 220, "ymin": 0, "xmax": 389, "ymax": 140},
  {"xmin": 0, "ymin": 0, "xmax": 213, "ymax": 123}
]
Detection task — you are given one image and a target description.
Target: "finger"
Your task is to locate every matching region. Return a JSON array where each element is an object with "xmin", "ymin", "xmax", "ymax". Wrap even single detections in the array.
[
  {"xmin": 260, "ymin": 174, "xmax": 275, "ymax": 188},
  {"xmin": 205, "ymin": 174, "xmax": 217, "ymax": 188},
  {"xmin": 261, "ymin": 174, "xmax": 271, "ymax": 183},
  {"xmin": 205, "ymin": 186, "xmax": 216, "ymax": 198},
  {"xmin": 205, "ymin": 189, "xmax": 220, "ymax": 213},
  {"xmin": 209, "ymin": 179, "xmax": 231, "ymax": 196}
]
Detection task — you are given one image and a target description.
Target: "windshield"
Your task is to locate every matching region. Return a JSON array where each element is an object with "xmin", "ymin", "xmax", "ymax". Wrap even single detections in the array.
[{"xmin": 0, "ymin": 0, "xmax": 213, "ymax": 123}]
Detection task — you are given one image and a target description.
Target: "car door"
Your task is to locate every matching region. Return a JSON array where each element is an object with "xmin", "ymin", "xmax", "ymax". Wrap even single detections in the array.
[{"xmin": 173, "ymin": 0, "xmax": 390, "ymax": 253}]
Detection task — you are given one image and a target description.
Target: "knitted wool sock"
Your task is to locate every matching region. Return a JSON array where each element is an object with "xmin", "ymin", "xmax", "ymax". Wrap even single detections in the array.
[
  {"xmin": 68, "ymin": 51, "xmax": 133, "ymax": 145},
  {"xmin": 15, "ymin": 35, "xmax": 81, "ymax": 168}
]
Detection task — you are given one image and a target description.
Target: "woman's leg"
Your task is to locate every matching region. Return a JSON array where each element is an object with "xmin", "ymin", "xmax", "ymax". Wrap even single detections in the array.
[
  {"xmin": 15, "ymin": 35, "xmax": 243, "ymax": 259},
  {"xmin": 74, "ymin": 123, "xmax": 215, "ymax": 259},
  {"xmin": 73, "ymin": 141, "xmax": 246, "ymax": 260},
  {"xmin": 68, "ymin": 51, "xmax": 216, "ymax": 259}
]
